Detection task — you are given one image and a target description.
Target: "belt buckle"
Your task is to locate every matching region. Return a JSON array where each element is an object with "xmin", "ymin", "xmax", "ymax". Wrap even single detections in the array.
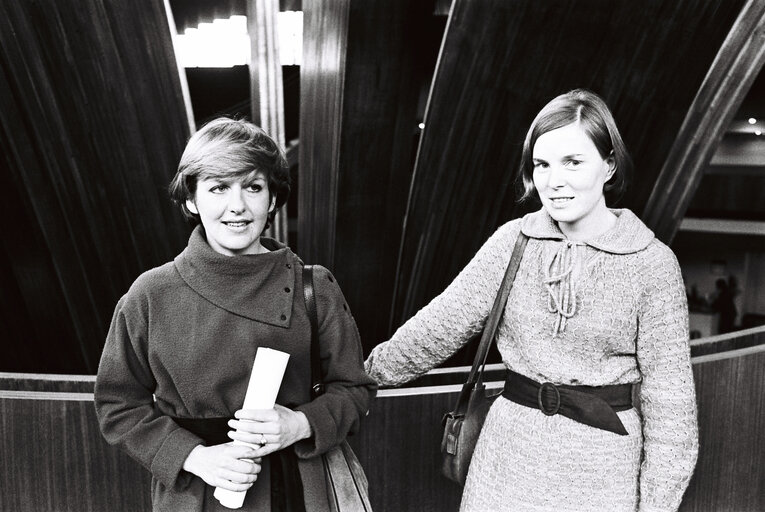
[{"xmin": 537, "ymin": 382, "xmax": 561, "ymax": 416}]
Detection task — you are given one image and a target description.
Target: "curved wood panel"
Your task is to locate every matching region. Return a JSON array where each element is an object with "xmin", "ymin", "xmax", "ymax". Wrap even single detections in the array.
[
  {"xmin": 690, "ymin": 325, "xmax": 765, "ymax": 357},
  {"xmin": 391, "ymin": 0, "xmax": 745, "ymax": 328},
  {"xmin": 299, "ymin": 0, "xmax": 443, "ymax": 351},
  {"xmin": 643, "ymin": 0, "xmax": 765, "ymax": 243},
  {"xmin": 0, "ymin": 373, "xmax": 94, "ymax": 393},
  {"xmin": 0, "ymin": 0, "xmax": 192, "ymax": 373},
  {"xmin": 298, "ymin": 0, "xmax": 350, "ymax": 267},
  {"xmin": 1, "ymin": 335, "xmax": 763, "ymax": 510}
]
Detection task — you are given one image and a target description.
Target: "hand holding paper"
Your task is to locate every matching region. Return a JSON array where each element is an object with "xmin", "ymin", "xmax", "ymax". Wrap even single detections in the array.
[
  {"xmin": 228, "ymin": 404, "xmax": 312, "ymax": 455},
  {"xmin": 214, "ymin": 347, "xmax": 290, "ymax": 509}
]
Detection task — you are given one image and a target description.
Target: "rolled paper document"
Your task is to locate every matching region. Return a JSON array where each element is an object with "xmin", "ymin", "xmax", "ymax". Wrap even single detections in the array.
[{"xmin": 214, "ymin": 347, "xmax": 290, "ymax": 509}]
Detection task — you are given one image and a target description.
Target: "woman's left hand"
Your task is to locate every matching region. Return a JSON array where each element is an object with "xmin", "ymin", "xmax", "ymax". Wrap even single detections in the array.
[{"xmin": 227, "ymin": 404, "xmax": 313, "ymax": 456}]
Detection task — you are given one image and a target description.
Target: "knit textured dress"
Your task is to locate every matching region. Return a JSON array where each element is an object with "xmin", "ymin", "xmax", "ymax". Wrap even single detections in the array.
[
  {"xmin": 365, "ymin": 208, "xmax": 698, "ymax": 512},
  {"xmin": 95, "ymin": 226, "xmax": 376, "ymax": 512}
]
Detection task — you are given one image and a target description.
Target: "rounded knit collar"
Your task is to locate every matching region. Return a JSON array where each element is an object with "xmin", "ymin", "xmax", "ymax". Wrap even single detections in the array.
[
  {"xmin": 520, "ymin": 207, "xmax": 655, "ymax": 336},
  {"xmin": 520, "ymin": 207, "xmax": 655, "ymax": 255},
  {"xmin": 173, "ymin": 225, "xmax": 298, "ymax": 327}
]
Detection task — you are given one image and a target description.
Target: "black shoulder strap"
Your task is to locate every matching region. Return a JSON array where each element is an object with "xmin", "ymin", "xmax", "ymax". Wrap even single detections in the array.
[
  {"xmin": 463, "ymin": 232, "xmax": 528, "ymax": 398},
  {"xmin": 302, "ymin": 265, "xmax": 324, "ymax": 399}
]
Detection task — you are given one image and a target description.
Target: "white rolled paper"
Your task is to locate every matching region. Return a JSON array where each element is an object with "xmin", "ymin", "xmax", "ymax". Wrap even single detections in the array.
[{"xmin": 214, "ymin": 347, "xmax": 290, "ymax": 509}]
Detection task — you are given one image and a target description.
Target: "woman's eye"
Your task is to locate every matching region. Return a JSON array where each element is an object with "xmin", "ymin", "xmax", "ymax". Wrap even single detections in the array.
[
  {"xmin": 246, "ymin": 184, "xmax": 263, "ymax": 193},
  {"xmin": 209, "ymin": 184, "xmax": 227, "ymax": 193},
  {"xmin": 566, "ymin": 159, "xmax": 581, "ymax": 167},
  {"xmin": 533, "ymin": 162, "xmax": 549, "ymax": 170}
]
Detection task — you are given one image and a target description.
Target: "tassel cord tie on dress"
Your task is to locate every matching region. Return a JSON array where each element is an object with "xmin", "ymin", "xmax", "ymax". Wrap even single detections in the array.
[{"xmin": 544, "ymin": 242, "xmax": 580, "ymax": 335}]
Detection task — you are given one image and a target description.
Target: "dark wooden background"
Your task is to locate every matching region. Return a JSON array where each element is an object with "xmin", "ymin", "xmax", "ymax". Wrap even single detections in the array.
[
  {"xmin": 388, "ymin": 0, "xmax": 745, "ymax": 329},
  {"xmin": 0, "ymin": 0, "xmax": 192, "ymax": 373},
  {"xmin": 2, "ymin": 332, "xmax": 763, "ymax": 511},
  {"xmin": 0, "ymin": 0, "xmax": 760, "ymax": 393}
]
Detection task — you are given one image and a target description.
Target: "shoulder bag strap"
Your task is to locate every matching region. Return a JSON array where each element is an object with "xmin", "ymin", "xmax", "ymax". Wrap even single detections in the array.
[
  {"xmin": 459, "ymin": 232, "xmax": 528, "ymax": 404},
  {"xmin": 302, "ymin": 265, "xmax": 324, "ymax": 399}
]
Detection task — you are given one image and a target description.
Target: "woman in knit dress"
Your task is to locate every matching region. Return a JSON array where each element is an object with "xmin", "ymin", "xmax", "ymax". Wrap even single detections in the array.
[
  {"xmin": 95, "ymin": 118, "xmax": 376, "ymax": 512},
  {"xmin": 365, "ymin": 89, "xmax": 698, "ymax": 511}
]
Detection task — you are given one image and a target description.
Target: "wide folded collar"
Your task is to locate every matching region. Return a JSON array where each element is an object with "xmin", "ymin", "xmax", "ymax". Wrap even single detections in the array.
[
  {"xmin": 174, "ymin": 225, "xmax": 298, "ymax": 327},
  {"xmin": 520, "ymin": 207, "xmax": 655, "ymax": 255}
]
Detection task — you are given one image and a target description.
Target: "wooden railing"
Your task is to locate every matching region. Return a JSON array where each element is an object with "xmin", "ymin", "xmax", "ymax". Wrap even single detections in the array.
[{"xmin": 2, "ymin": 327, "xmax": 763, "ymax": 511}]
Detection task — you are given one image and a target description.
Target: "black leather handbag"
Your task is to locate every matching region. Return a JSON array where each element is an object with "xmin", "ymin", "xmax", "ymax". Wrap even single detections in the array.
[
  {"xmin": 302, "ymin": 266, "xmax": 373, "ymax": 511},
  {"xmin": 440, "ymin": 233, "xmax": 528, "ymax": 485}
]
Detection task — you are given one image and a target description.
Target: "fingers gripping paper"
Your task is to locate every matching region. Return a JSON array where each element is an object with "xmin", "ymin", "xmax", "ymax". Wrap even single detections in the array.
[{"xmin": 214, "ymin": 347, "xmax": 290, "ymax": 509}]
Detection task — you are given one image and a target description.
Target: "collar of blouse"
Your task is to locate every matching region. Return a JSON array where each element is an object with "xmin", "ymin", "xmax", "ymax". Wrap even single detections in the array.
[{"xmin": 521, "ymin": 208, "xmax": 656, "ymax": 335}]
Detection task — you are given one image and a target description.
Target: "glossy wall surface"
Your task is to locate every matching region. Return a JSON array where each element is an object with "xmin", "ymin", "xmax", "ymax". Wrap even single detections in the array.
[
  {"xmin": 2, "ymin": 331, "xmax": 762, "ymax": 511},
  {"xmin": 0, "ymin": 0, "xmax": 192, "ymax": 373}
]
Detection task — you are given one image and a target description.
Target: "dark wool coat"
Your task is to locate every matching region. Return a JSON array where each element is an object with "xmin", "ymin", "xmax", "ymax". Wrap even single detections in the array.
[{"xmin": 95, "ymin": 226, "xmax": 377, "ymax": 512}]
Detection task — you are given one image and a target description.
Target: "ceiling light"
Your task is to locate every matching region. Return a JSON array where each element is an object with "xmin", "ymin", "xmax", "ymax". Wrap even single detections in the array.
[
  {"xmin": 756, "ymin": 130, "xmax": 762, "ymax": 136},
  {"xmin": 748, "ymin": 117, "xmax": 757, "ymax": 125},
  {"xmin": 174, "ymin": 13, "xmax": 303, "ymax": 68}
]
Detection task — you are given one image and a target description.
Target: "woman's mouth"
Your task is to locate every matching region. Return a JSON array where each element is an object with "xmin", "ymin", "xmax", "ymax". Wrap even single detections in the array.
[
  {"xmin": 549, "ymin": 197, "xmax": 573, "ymax": 206},
  {"xmin": 222, "ymin": 220, "xmax": 251, "ymax": 228}
]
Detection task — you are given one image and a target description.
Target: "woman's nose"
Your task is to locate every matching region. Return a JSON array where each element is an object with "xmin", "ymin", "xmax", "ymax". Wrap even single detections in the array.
[
  {"xmin": 548, "ymin": 165, "xmax": 566, "ymax": 188},
  {"xmin": 228, "ymin": 187, "xmax": 246, "ymax": 213}
]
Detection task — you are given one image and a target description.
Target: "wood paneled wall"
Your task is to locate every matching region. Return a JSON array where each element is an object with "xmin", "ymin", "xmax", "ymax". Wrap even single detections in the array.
[
  {"xmin": 249, "ymin": 0, "xmax": 289, "ymax": 242},
  {"xmin": 0, "ymin": 0, "xmax": 192, "ymax": 373},
  {"xmin": 2, "ymin": 331, "xmax": 762, "ymax": 511},
  {"xmin": 642, "ymin": 0, "xmax": 765, "ymax": 243},
  {"xmin": 299, "ymin": 0, "xmax": 444, "ymax": 350},
  {"xmin": 298, "ymin": 0, "xmax": 350, "ymax": 268},
  {"xmin": 390, "ymin": 0, "xmax": 745, "ymax": 328},
  {"xmin": 681, "ymin": 346, "xmax": 765, "ymax": 511},
  {"xmin": 0, "ymin": 393, "xmax": 152, "ymax": 512}
]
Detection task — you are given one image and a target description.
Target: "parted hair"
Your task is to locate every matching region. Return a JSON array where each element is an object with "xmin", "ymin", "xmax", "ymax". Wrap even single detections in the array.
[
  {"xmin": 518, "ymin": 89, "xmax": 632, "ymax": 204},
  {"xmin": 168, "ymin": 118, "xmax": 290, "ymax": 229}
]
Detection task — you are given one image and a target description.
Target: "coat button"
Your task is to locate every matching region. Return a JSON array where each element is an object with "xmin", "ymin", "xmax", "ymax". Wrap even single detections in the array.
[
  {"xmin": 280, "ymin": 314, "xmax": 287, "ymax": 321},
  {"xmin": 286, "ymin": 263, "xmax": 292, "ymax": 269},
  {"xmin": 284, "ymin": 287, "xmax": 291, "ymax": 293}
]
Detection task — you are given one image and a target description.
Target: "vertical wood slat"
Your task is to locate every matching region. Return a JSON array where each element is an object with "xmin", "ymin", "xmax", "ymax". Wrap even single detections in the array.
[
  {"xmin": 0, "ymin": 0, "xmax": 191, "ymax": 373},
  {"xmin": 0, "ymin": 395, "xmax": 152, "ymax": 512},
  {"xmin": 165, "ymin": 0, "xmax": 197, "ymax": 133},
  {"xmin": 249, "ymin": 0, "xmax": 289, "ymax": 242},
  {"xmin": 680, "ymin": 349, "xmax": 765, "ymax": 511},
  {"xmin": 642, "ymin": 0, "xmax": 765, "ymax": 244},
  {"xmin": 297, "ymin": 0, "xmax": 442, "ymax": 350},
  {"xmin": 298, "ymin": 0, "xmax": 350, "ymax": 267}
]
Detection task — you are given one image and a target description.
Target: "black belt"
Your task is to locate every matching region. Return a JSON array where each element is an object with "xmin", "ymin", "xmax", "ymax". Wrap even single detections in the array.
[
  {"xmin": 170, "ymin": 416, "xmax": 306, "ymax": 511},
  {"xmin": 502, "ymin": 371, "xmax": 633, "ymax": 435},
  {"xmin": 172, "ymin": 416, "xmax": 231, "ymax": 446}
]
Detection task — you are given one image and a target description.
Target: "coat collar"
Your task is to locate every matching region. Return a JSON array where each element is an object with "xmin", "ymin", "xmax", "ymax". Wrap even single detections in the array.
[
  {"xmin": 174, "ymin": 225, "xmax": 299, "ymax": 327},
  {"xmin": 520, "ymin": 207, "xmax": 655, "ymax": 254}
]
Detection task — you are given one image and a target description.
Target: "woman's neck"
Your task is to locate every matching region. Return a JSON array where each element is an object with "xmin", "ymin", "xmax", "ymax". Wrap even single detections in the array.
[{"xmin": 557, "ymin": 206, "xmax": 617, "ymax": 242}]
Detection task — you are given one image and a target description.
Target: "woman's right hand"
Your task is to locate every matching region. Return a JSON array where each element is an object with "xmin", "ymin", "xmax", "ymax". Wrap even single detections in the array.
[{"xmin": 182, "ymin": 444, "xmax": 262, "ymax": 491}]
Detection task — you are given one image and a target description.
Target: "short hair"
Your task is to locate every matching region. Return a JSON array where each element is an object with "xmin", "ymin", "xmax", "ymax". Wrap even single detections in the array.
[
  {"xmin": 168, "ymin": 118, "xmax": 290, "ymax": 230},
  {"xmin": 517, "ymin": 89, "xmax": 632, "ymax": 204}
]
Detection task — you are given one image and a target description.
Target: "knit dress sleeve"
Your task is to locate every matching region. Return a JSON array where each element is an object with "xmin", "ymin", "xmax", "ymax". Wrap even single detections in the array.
[
  {"xmin": 293, "ymin": 265, "xmax": 378, "ymax": 458},
  {"xmin": 94, "ymin": 290, "xmax": 202, "ymax": 490},
  {"xmin": 365, "ymin": 221, "xmax": 521, "ymax": 386},
  {"xmin": 634, "ymin": 243, "xmax": 699, "ymax": 512}
]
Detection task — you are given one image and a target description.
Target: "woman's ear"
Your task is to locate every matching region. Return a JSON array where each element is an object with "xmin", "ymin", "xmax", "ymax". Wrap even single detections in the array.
[
  {"xmin": 605, "ymin": 153, "xmax": 617, "ymax": 182},
  {"xmin": 269, "ymin": 195, "xmax": 276, "ymax": 213},
  {"xmin": 185, "ymin": 199, "xmax": 199, "ymax": 215}
]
